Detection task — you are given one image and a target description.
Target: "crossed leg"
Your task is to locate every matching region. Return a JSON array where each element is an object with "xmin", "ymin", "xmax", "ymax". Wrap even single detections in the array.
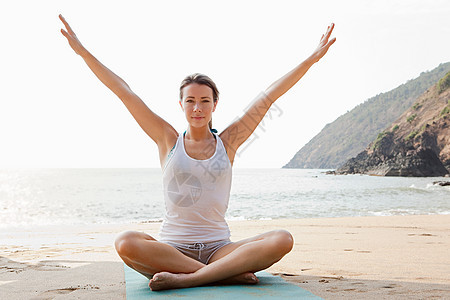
[
  {"xmin": 114, "ymin": 231, "xmax": 258, "ymax": 284},
  {"xmin": 114, "ymin": 229, "xmax": 294, "ymax": 291},
  {"xmin": 114, "ymin": 231, "xmax": 203, "ymax": 279}
]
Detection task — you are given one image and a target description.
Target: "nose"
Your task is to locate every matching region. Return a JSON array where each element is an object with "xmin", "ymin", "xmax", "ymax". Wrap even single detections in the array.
[{"xmin": 193, "ymin": 102, "xmax": 201, "ymax": 112}]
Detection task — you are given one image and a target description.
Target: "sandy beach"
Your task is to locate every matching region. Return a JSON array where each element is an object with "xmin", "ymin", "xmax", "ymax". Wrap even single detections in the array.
[{"xmin": 1, "ymin": 215, "xmax": 449, "ymax": 299}]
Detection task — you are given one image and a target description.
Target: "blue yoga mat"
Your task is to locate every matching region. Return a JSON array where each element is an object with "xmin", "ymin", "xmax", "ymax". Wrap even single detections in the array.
[{"xmin": 124, "ymin": 264, "xmax": 322, "ymax": 299}]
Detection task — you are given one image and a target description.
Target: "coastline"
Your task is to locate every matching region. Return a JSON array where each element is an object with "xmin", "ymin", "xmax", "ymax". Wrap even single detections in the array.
[{"xmin": 1, "ymin": 215, "xmax": 449, "ymax": 299}]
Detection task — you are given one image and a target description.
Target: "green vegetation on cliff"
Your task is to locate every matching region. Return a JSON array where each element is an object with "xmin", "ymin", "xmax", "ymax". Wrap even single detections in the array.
[
  {"xmin": 372, "ymin": 131, "xmax": 388, "ymax": 150},
  {"xmin": 407, "ymin": 114, "xmax": 417, "ymax": 123},
  {"xmin": 283, "ymin": 62, "xmax": 450, "ymax": 169},
  {"xmin": 441, "ymin": 103, "xmax": 450, "ymax": 117},
  {"xmin": 405, "ymin": 130, "xmax": 419, "ymax": 141},
  {"xmin": 437, "ymin": 71, "xmax": 450, "ymax": 94}
]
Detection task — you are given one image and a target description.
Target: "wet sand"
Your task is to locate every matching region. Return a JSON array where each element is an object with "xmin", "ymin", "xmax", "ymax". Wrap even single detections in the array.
[{"xmin": 1, "ymin": 215, "xmax": 449, "ymax": 299}]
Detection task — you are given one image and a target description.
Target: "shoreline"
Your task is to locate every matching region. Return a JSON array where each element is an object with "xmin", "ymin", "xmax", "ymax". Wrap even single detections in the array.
[
  {"xmin": 2, "ymin": 211, "xmax": 450, "ymax": 231},
  {"xmin": 1, "ymin": 215, "xmax": 449, "ymax": 299}
]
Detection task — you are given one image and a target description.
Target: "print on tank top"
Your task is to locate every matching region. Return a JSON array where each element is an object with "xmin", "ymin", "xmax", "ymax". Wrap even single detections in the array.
[
  {"xmin": 167, "ymin": 172, "xmax": 202, "ymax": 207},
  {"xmin": 165, "ymin": 132, "xmax": 231, "ymax": 208}
]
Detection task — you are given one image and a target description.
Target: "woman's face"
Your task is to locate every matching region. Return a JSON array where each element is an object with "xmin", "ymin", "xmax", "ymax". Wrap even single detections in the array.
[{"xmin": 180, "ymin": 83, "xmax": 217, "ymax": 128}]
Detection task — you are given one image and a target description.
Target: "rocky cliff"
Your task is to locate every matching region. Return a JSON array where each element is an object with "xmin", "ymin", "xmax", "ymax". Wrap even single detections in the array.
[
  {"xmin": 336, "ymin": 72, "xmax": 450, "ymax": 177},
  {"xmin": 283, "ymin": 62, "xmax": 450, "ymax": 169}
]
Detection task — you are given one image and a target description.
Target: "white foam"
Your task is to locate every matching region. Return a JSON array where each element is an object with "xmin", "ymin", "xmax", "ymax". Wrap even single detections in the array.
[{"xmin": 225, "ymin": 216, "xmax": 247, "ymax": 221}]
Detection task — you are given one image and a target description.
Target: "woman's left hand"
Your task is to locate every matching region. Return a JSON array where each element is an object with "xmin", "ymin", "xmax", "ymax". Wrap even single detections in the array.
[{"xmin": 311, "ymin": 23, "xmax": 336, "ymax": 63}]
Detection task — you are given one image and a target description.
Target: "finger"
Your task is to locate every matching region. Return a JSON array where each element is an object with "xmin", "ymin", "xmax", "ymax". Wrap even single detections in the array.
[
  {"xmin": 59, "ymin": 14, "xmax": 70, "ymax": 33},
  {"xmin": 61, "ymin": 16, "xmax": 75, "ymax": 35},
  {"xmin": 60, "ymin": 28, "xmax": 70, "ymax": 40},
  {"xmin": 326, "ymin": 37, "xmax": 336, "ymax": 49},
  {"xmin": 326, "ymin": 23, "xmax": 335, "ymax": 38},
  {"xmin": 321, "ymin": 24, "xmax": 332, "ymax": 41},
  {"xmin": 59, "ymin": 14, "xmax": 68, "ymax": 27},
  {"xmin": 59, "ymin": 14, "xmax": 76, "ymax": 36},
  {"xmin": 320, "ymin": 30, "xmax": 329, "ymax": 45},
  {"xmin": 60, "ymin": 28, "xmax": 75, "ymax": 43}
]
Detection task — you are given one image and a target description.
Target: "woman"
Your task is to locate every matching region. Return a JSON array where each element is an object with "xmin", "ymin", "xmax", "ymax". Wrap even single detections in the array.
[{"xmin": 59, "ymin": 14, "xmax": 336, "ymax": 291}]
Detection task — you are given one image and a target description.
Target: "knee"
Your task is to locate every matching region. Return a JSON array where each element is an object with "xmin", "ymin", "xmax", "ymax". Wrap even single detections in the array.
[
  {"xmin": 114, "ymin": 231, "xmax": 142, "ymax": 258},
  {"xmin": 270, "ymin": 230, "xmax": 294, "ymax": 256}
]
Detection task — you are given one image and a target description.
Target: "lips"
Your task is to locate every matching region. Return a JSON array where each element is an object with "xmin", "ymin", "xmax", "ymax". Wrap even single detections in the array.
[{"xmin": 192, "ymin": 117, "xmax": 203, "ymax": 120}]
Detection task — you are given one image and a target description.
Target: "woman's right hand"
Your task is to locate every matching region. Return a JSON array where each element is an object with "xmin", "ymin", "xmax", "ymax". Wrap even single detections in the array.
[{"xmin": 59, "ymin": 14, "xmax": 87, "ymax": 56}]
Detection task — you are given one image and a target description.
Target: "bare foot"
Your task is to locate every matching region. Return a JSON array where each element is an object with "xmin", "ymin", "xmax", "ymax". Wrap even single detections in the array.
[
  {"xmin": 217, "ymin": 272, "xmax": 259, "ymax": 285},
  {"xmin": 149, "ymin": 272, "xmax": 187, "ymax": 291},
  {"xmin": 148, "ymin": 271, "xmax": 259, "ymax": 291}
]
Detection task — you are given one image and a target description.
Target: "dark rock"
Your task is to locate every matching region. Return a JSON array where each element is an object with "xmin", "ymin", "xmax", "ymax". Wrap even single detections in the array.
[
  {"xmin": 433, "ymin": 181, "xmax": 450, "ymax": 186},
  {"xmin": 336, "ymin": 141, "xmax": 449, "ymax": 177}
]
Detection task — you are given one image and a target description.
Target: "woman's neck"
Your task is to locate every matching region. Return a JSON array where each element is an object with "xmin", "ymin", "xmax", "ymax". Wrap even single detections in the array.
[{"xmin": 185, "ymin": 126, "xmax": 214, "ymax": 141}]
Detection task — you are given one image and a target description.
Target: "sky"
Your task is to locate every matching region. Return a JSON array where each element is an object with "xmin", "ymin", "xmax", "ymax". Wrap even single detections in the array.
[{"xmin": 1, "ymin": 0, "xmax": 449, "ymax": 169}]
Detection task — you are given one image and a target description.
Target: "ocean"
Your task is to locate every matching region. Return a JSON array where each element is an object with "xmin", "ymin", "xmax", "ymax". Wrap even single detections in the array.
[{"xmin": 0, "ymin": 168, "xmax": 449, "ymax": 229}]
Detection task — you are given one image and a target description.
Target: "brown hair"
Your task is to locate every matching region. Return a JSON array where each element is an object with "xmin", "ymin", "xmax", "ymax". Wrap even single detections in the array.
[{"xmin": 179, "ymin": 73, "xmax": 219, "ymax": 130}]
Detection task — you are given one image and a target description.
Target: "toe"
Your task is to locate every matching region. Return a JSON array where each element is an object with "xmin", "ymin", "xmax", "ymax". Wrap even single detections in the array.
[{"xmin": 245, "ymin": 273, "xmax": 259, "ymax": 284}]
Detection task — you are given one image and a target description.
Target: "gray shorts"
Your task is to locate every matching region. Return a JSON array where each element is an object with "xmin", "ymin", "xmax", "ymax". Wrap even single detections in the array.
[{"xmin": 163, "ymin": 240, "xmax": 233, "ymax": 265}]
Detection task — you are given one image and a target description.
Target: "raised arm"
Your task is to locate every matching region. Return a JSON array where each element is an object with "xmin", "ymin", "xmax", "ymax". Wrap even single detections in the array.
[
  {"xmin": 59, "ymin": 14, "xmax": 177, "ymax": 150},
  {"xmin": 220, "ymin": 24, "xmax": 336, "ymax": 164}
]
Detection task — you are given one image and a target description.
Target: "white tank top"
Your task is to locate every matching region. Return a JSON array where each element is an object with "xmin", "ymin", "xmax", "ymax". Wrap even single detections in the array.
[{"xmin": 158, "ymin": 131, "xmax": 232, "ymax": 243}]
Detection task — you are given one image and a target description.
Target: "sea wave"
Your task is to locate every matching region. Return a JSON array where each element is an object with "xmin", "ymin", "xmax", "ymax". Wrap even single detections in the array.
[{"xmin": 1, "ymin": 168, "xmax": 449, "ymax": 228}]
